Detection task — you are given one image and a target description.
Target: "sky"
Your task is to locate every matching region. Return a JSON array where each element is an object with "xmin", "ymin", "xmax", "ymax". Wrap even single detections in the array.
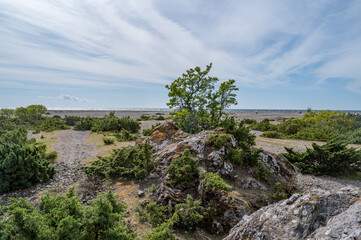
[{"xmin": 1, "ymin": 0, "xmax": 361, "ymax": 110}]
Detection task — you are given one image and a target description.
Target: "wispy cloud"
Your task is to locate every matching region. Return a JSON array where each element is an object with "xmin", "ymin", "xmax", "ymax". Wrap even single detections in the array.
[
  {"xmin": 1, "ymin": 0, "xmax": 361, "ymax": 95},
  {"xmin": 57, "ymin": 94, "xmax": 94, "ymax": 103},
  {"xmin": 38, "ymin": 94, "xmax": 94, "ymax": 103}
]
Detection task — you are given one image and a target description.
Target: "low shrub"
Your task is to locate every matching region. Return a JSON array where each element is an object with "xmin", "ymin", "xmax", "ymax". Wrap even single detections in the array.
[
  {"xmin": 115, "ymin": 129, "xmax": 137, "ymax": 142},
  {"xmin": 74, "ymin": 117, "xmax": 94, "ymax": 130},
  {"xmin": 270, "ymin": 182, "xmax": 288, "ymax": 200},
  {"xmin": 143, "ymin": 202, "xmax": 168, "ymax": 227},
  {"xmin": 206, "ymin": 134, "xmax": 232, "ymax": 149},
  {"xmin": 64, "ymin": 115, "xmax": 81, "ymax": 126},
  {"xmin": 255, "ymin": 160, "xmax": 271, "ymax": 183},
  {"xmin": 0, "ymin": 189, "xmax": 136, "ymax": 240},
  {"xmin": 166, "ymin": 149, "xmax": 199, "ymax": 187},
  {"xmin": 0, "ymin": 129, "xmax": 55, "ymax": 194},
  {"xmin": 218, "ymin": 117, "xmax": 256, "ymax": 147},
  {"xmin": 228, "ymin": 147, "xmax": 262, "ymax": 167},
  {"xmin": 284, "ymin": 141, "xmax": 361, "ymax": 176},
  {"xmin": 172, "ymin": 195, "xmax": 205, "ymax": 230},
  {"xmin": 250, "ymin": 119, "xmax": 275, "ymax": 132},
  {"xmin": 103, "ymin": 137, "xmax": 115, "ymax": 145},
  {"xmin": 142, "ymin": 222, "xmax": 175, "ymax": 240},
  {"xmin": 36, "ymin": 116, "xmax": 69, "ymax": 132},
  {"xmin": 241, "ymin": 118, "xmax": 257, "ymax": 125},
  {"xmin": 155, "ymin": 115, "xmax": 166, "ymax": 120},
  {"xmin": 200, "ymin": 171, "xmax": 229, "ymax": 194},
  {"xmin": 82, "ymin": 143, "xmax": 154, "ymax": 180},
  {"xmin": 149, "ymin": 184, "xmax": 158, "ymax": 193},
  {"xmin": 92, "ymin": 116, "xmax": 140, "ymax": 133}
]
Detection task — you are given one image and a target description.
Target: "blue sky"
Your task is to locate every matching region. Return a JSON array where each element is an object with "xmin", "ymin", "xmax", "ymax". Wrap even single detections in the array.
[{"xmin": 1, "ymin": 0, "xmax": 361, "ymax": 110}]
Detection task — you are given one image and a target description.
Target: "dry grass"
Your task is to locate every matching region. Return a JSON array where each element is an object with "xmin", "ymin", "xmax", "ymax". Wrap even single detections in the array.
[
  {"xmin": 83, "ymin": 131, "xmax": 135, "ymax": 164},
  {"xmin": 33, "ymin": 130, "xmax": 62, "ymax": 162}
]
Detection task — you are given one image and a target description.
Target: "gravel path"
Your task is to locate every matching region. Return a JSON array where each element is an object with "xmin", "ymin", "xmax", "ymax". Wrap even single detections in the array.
[{"xmin": 1, "ymin": 130, "xmax": 95, "ymax": 204}]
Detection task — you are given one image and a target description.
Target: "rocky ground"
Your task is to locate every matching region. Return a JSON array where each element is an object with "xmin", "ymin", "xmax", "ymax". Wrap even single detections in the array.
[{"xmin": 1, "ymin": 120, "xmax": 361, "ymax": 239}]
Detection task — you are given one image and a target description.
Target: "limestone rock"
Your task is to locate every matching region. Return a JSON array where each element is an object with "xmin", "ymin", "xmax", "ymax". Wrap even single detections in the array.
[
  {"xmin": 223, "ymin": 187, "xmax": 360, "ymax": 240},
  {"xmin": 308, "ymin": 199, "xmax": 361, "ymax": 240},
  {"xmin": 259, "ymin": 150, "xmax": 297, "ymax": 183},
  {"xmin": 240, "ymin": 177, "xmax": 268, "ymax": 190}
]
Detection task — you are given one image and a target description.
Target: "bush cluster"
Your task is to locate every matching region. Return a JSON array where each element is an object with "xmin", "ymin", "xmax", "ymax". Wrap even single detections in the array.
[
  {"xmin": 206, "ymin": 134, "xmax": 232, "ymax": 149},
  {"xmin": 251, "ymin": 110, "xmax": 361, "ymax": 144},
  {"xmin": 82, "ymin": 143, "xmax": 154, "ymax": 180},
  {"xmin": 0, "ymin": 128, "xmax": 55, "ymax": 194},
  {"xmin": 92, "ymin": 116, "xmax": 140, "ymax": 133},
  {"xmin": 166, "ymin": 149, "xmax": 199, "ymax": 186},
  {"xmin": 0, "ymin": 189, "xmax": 135, "ymax": 240},
  {"xmin": 284, "ymin": 140, "xmax": 361, "ymax": 176},
  {"xmin": 200, "ymin": 171, "xmax": 229, "ymax": 194}
]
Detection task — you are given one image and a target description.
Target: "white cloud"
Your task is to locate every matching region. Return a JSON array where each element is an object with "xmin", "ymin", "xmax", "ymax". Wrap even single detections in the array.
[
  {"xmin": 0, "ymin": 0, "xmax": 361, "ymax": 93},
  {"xmin": 57, "ymin": 94, "xmax": 94, "ymax": 103}
]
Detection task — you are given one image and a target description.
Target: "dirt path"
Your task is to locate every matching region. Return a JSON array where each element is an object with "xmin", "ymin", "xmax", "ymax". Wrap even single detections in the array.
[{"xmin": 1, "ymin": 130, "xmax": 95, "ymax": 204}]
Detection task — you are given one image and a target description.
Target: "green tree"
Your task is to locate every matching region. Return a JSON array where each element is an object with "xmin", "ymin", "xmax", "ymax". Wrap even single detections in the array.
[{"xmin": 166, "ymin": 63, "xmax": 238, "ymax": 133}]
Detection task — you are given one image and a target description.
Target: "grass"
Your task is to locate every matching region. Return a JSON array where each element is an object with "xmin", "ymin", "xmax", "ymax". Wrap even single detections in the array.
[
  {"xmin": 33, "ymin": 130, "xmax": 62, "ymax": 162},
  {"xmin": 339, "ymin": 172, "xmax": 361, "ymax": 181},
  {"xmin": 83, "ymin": 131, "xmax": 135, "ymax": 164}
]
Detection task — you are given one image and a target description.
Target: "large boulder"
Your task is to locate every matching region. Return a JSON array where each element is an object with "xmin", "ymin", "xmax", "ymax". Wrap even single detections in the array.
[{"xmin": 223, "ymin": 187, "xmax": 360, "ymax": 240}]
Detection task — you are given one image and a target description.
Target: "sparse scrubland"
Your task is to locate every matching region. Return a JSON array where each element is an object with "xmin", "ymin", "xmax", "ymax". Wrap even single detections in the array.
[{"xmin": 1, "ymin": 64, "xmax": 361, "ymax": 239}]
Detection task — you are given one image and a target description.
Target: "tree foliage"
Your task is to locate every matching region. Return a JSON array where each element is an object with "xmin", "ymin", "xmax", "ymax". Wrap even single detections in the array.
[{"xmin": 166, "ymin": 63, "xmax": 238, "ymax": 133}]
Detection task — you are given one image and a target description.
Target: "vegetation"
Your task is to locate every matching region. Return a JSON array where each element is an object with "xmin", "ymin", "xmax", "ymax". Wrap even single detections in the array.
[
  {"xmin": 206, "ymin": 134, "xmax": 232, "ymax": 149},
  {"xmin": 284, "ymin": 141, "xmax": 361, "ymax": 176},
  {"xmin": 0, "ymin": 189, "xmax": 136, "ymax": 240},
  {"xmin": 251, "ymin": 110, "xmax": 361, "ymax": 144},
  {"xmin": 82, "ymin": 143, "xmax": 154, "ymax": 180},
  {"xmin": 74, "ymin": 117, "xmax": 94, "ymax": 130},
  {"xmin": 0, "ymin": 127, "xmax": 55, "ymax": 194},
  {"xmin": 166, "ymin": 149, "xmax": 199, "ymax": 186},
  {"xmin": 200, "ymin": 171, "xmax": 229, "ymax": 194},
  {"xmin": 166, "ymin": 63, "xmax": 238, "ymax": 133},
  {"xmin": 172, "ymin": 195, "xmax": 205, "ymax": 230},
  {"xmin": 142, "ymin": 202, "xmax": 168, "ymax": 227},
  {"xmin": 142, "ymin": 123, "xmax": 161, "ymax": 136},
  {"xmin": 92, "ymin": 116, "xmax": 140, "ymax": 133},
  {"xmin": 255, "ymin": 160, "xmax": 271, "ymax": 183},
  {"xmin": 270, "ymin": 182, "xmax": 288, "ymax": 200},
  {"xmin": 115, "ymin": 129, "xmax": 137, "ymax": 142},
  {"xmin": 219, "ymin": 116, "xmax": 256, "ymax": 147},
  {"xmin": 103, "ymin": 137, "xmax": 115, "ymax": 145}
]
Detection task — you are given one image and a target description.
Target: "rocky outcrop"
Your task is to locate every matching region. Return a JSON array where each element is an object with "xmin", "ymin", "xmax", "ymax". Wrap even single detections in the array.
[
  {"xmin": 224, "ymin": 187, "xmax": 361, "ymax": 240},
  {"xmin": 143, "ymin": 122, "xmax": 300, "ymax": 234},
  {"xmin": 149, "ymin": 122, "xmax": 238, "ymax": 177}
]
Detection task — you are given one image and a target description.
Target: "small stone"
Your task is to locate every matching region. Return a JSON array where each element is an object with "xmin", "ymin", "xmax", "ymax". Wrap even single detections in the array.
[{"xmin": 137, "ymin": 190, "xmax": 145, "ymax": 197}]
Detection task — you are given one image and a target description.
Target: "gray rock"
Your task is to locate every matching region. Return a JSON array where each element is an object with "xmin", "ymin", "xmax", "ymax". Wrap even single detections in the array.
[
  {"xmin": 224, "ymin": 187, "xmax": 360, "ymax": 240},
  {"xmin": 307, "ymin": 199, "xmax": 361, "ymax": 240},
  {"xmin": 240, "ymin": 177, "xmax": 268, "ymax": 190}
]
